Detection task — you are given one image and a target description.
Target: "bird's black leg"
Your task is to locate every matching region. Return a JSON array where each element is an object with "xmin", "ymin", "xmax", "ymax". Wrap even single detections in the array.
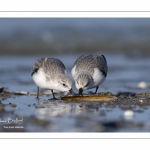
[
  {"xmin": 36, "ymin": 87, "xmax": 39, "ymax": 99},
  {"xmin": 79, "ymin": 88, "xmax": 83, "ymax": 96},
  {"xmin": 51, "ymin": 90, "xmax": 58, "ymax": 100},
  {"xmin": 95, "ymin": 86, "xmax": 99, "ymax": 94}
]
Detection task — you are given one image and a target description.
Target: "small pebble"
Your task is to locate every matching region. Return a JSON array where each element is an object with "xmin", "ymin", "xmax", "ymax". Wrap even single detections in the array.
[
  {"xmin": 76, "ymin": 104, "xmax": 86, "ymax": 110},
  {"xmin": 138, "ymin": 81, "xmax": 148, "ymax": 89},
  {"xmin": 139, "ymin": 100, "xmax": 143, "ymax": 103},
  {"xmin": 124, "ymin": 110, "xmax": 134, "ymax": 119},
  {"xmin": 0, "ymin": 104, "xmax": 4, "ymax": 111},
  {"xmin": 11, "ymin": 104, "xmax": 17, "ymax": 108}
]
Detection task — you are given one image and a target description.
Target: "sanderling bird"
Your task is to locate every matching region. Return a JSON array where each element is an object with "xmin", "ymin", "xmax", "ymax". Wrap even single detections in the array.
[
  {"xmin": 71, "ymin": 54, "xmax": 108, "ymax": 95},
  {"xmin": 31, "ymin": 57, "xmax": 74, "ymax": 99}
]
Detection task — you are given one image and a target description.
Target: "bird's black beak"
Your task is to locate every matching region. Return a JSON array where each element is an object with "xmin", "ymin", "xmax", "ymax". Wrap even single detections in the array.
[
  {"xmin": 79, "ymin": 88, "xmax": 83, "ymax": 96},
  {"xmin": 69, "ymin": 88, "xmax": 75, "ymax": 96}
]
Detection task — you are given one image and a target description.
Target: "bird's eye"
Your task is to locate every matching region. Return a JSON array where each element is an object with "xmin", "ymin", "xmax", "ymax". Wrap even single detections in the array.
[{"xmin": 63, "ymin": 84, "xmax": 66, "ymax": 87}]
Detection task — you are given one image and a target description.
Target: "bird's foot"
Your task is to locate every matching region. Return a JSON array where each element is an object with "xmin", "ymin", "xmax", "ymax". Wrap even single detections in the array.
[{"xmin": 36, "ymin": 96, "xmax": 40, "ymax": 100}]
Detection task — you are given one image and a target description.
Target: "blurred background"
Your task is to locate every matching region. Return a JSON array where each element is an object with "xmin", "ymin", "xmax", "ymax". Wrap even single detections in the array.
[
  {"xmin": 0, "ymin": 18, "xmax": 150, "ymax": 94},
  {"xmin": 0, "ymin": 18, "xmax": 150, "ymax": 56}
]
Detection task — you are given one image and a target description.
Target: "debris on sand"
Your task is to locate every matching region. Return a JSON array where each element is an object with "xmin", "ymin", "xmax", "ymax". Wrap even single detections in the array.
[
  {"xmin": 61, "ymin": 94, "xmax": 117, "ymax": 102},
  {"xmin": 0, "ymin": 87, "xmax": 53, "ymax": 96}
]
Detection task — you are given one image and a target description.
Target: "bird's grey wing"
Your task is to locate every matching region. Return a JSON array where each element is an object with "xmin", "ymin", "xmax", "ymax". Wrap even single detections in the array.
[
  {"xmin": 73, "ymin": 55, "xmax": 86, "ymax": 67},
  {"xmin": 95, "ymin": 55, "xmax": 108, "ymax": 77},
  {"xmin": 31, "ymin": 66, "xmax": 38, "ymax": 76},
  {"xmin": 31, "ymin": 58, "xmax": 45, "ymax": 76},
  {"xmin": 101, "ymin": 55, "xmax": 107, "ymax": 65},
  {"xmin": 41, "ymin": 58, "xmax": 67, "ymax": 81},
  {"xmin": 53, "ymin": 58, "xmax": 66, "ymax": 71},
  {"xmin": 45, "ymin": 58, "xmax": 66, "ymax": 72}
]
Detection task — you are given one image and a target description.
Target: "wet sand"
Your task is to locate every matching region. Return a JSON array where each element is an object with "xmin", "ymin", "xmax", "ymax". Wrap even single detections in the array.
[{"xmin": 1, "ymin": 89, "xmax": 150, "ymax": 132}]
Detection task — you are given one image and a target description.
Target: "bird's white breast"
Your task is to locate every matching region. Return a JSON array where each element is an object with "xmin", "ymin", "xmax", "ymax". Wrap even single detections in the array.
[
  {"xmin": 71, "ymin": 65, "xmax": 77, "ymax": 80},
  {"xmin": 93, "ymin": 68, "xmax": 105, "ymax": 87},
  {"xmin": 32, "ymin": 68, "xmax": 70, "ymax": 92},
  {"xmin": 32, "ymin": 68, "xmax": 58, "ymax": 90},
  {"xmin": 32, "ymin": 68, "xmax": 46, "ymax": 88}
]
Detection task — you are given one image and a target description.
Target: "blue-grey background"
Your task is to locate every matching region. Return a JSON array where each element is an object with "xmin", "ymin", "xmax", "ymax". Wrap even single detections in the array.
[{"xmin": 0, "ymin": 18, "xmax": 150, "ymax": 56}]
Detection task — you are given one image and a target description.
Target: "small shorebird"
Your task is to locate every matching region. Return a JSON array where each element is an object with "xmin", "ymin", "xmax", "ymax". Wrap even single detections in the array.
[
  {"xmin": 71, "ymin": 54, "xmax": 108, "ymax": 95},
  {"xmin": 31, "ymin": 57, "xmax": 74, "ymax": 99}
]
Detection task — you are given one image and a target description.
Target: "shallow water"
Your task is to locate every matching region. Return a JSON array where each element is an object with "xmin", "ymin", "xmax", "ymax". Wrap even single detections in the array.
[{"xmin": 0, "ymin": 54, "xmax": 150, "ymax": 132}]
